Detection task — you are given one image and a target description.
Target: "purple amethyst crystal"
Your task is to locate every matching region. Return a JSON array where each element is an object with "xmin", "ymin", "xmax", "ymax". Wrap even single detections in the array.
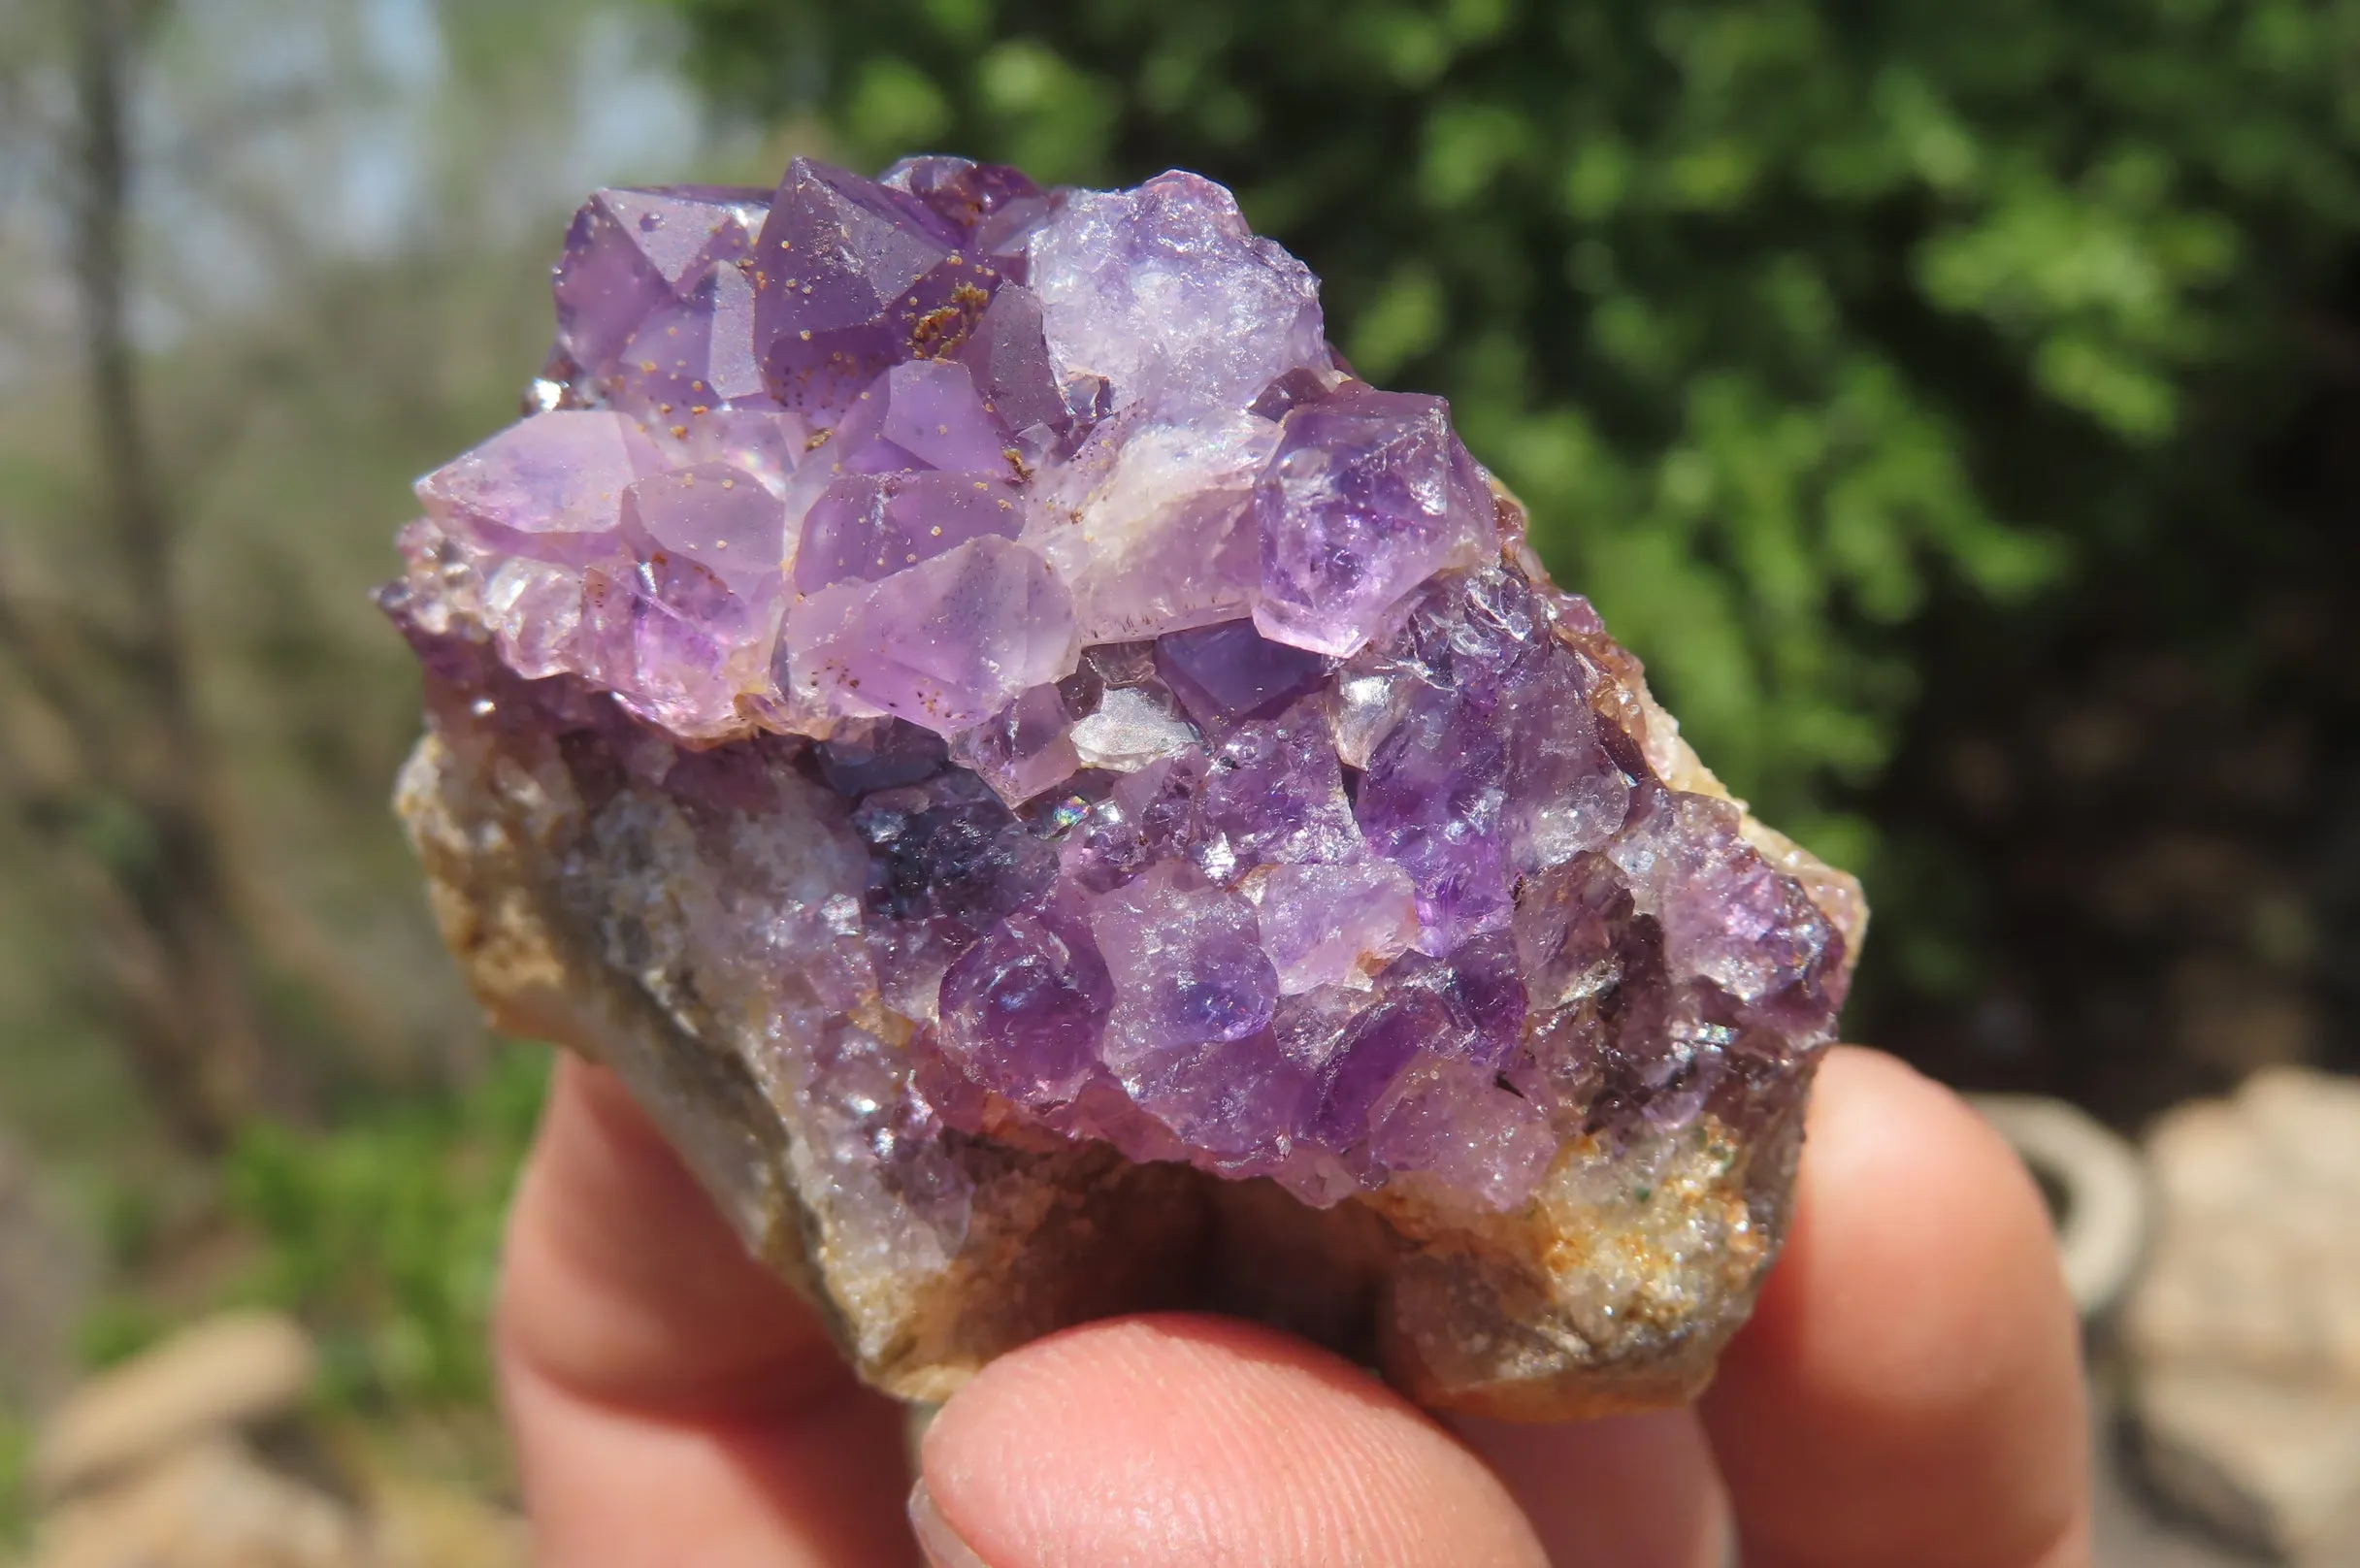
[
  {"xmin": 548, "ymin": 185, "xmax": 770, "ymax": 415},
  {"xmin": 390, "ymin": 153, "xmax": 1865, "ymax": 1419},
  {"xmin": 1253, "ymin": 386, "xmax": 1495, "ymax": 656}
]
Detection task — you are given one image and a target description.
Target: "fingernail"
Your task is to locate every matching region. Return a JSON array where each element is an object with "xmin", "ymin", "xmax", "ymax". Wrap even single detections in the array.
[{"xmin": 909, "ymin": 1477, "xmax": 993, "ymax": 1568}]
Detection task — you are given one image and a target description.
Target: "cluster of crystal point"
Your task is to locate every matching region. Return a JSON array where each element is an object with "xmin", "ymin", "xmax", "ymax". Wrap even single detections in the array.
[{"xmin": 387, "ymin": 154, "xmax": 1864, "ymax": 1415}]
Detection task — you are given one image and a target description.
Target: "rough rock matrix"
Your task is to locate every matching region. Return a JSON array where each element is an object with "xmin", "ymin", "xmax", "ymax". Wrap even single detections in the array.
[{"xmin": 386, "ymin": 155, "xmax": 1864, "ymax": 1418}]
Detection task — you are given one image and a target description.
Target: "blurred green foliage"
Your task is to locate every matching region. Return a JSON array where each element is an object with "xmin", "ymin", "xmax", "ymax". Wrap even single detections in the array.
[
  {"xmin": 222, "ymin": 1047, "xmax": 550, "ymax": 1412},
  {"xmin": 662, "ymin": 0, "xmax": 2360, "ymax": 864},
  {"xmin": 74, "ymin": 1298, "xmax": 172, "ymax": 1374}
]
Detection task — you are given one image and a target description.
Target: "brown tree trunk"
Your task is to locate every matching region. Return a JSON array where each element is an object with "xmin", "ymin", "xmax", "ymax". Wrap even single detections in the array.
[{"xmin": 69, "ymin": 0, "xmax": 266, "ymax": 1152}]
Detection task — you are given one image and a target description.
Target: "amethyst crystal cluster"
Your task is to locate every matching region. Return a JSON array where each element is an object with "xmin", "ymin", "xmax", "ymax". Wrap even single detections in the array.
[{"xmin": 388, "ymin": 154, "xmax": 1864, "ymax": 1417}]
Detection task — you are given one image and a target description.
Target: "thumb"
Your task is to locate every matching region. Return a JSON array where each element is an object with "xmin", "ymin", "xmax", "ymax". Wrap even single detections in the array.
[{"xmin": 911, "ymin": 1314, "xmax": 1550, "ymax": 1568}]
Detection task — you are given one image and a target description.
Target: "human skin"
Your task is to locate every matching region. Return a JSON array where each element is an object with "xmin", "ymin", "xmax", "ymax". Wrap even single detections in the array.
[{"xmin": 495, "ymin": 1046, "xmax": 2092, "ymax": 1567}]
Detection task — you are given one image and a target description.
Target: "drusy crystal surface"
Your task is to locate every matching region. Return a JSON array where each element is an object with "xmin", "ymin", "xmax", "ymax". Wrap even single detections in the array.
[{"xmin": 388, "ymin": 155, "xmax": 1864, "ymax": 1417}]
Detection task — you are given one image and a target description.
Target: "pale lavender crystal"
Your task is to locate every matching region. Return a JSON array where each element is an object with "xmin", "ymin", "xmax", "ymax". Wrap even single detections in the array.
[
  {"xmin": 1369, "ymin": 1056, "xmax": 1556, "ymax": 1210},
  {"xmin": 1253, "ymin": 387, "xmax": 1496, "ymax": 656},
  {"xmin": 662, "ymin": 408, "xmax": 804, "ymax": 493},
  {"xmin": 579, "ymin": 556, "xmax": 758, "ymax": 735},
  {"xmin": 1090, "ymin": 864, "xmax": 1310, "ymax": 1160},
  {"xmin": 1193, "ymin": 697, "xmax": 1361, "ymax": 873},
  {"xmin": 1029, "ymin": 171, "xmax": 1328, "ymax": 418},
  {"xmin": 818, "ymin": 359, "xmax": 1016, "ymax": 476},
  {"xmin": 477, "ymin": 557, "xmax": 583, "ymax": 678},
  {"xmin": 1095, "ymin": 865, "xmax": 1276, "ymax": 1058},
  {"xmin": 576, "ymin": 465, "xmax": 784, "ymax": 733},
  {"xmin": 1040, "ymin": 413, "xmax": 1274, "ymax": 643},
  {"xmin": 1059, "ymin": 751, "xmax": 1204, "ymax": 894},
  {"xmin": 753, "ymin": 158, "xmax": 1029, "ymax": 411},
  {"xmin": 793, "ymin": 471, "xmax": 1024, "ymax": 592},
  {"xmin": 549, "ymin": 185, "xmax": 770, "ymax": 414},
  {"xmin": 389, "ymin": 153, "xmax": 1860, "ymax": 1249},
  {"xmin": 417, "ymin": 410, "xmax": 655, "ymax": 563},
  {"xmin": 623, "ymin": 463, "xmax": 789, "ymax": 600},
  {"xmin": 1247, "ymin": 860, "xmax": 1419, "ymax": 994},
  {"xmin": 783, "ymin": 536, "xmax": 1076, "ymax": 732},
  {"xmin": 949, "ymin": 684, "xmax": 1082, "ymax": 803},
  {"xmin": 1609, "ymin": 783, "xmax": 1844, "ymax": 1023}
]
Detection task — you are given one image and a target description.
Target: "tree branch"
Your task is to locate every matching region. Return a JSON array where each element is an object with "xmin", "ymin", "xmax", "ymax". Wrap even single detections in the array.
[
  {"xmin": 0, "ymin": 582, "xmax": 88, "ymax": 731},
  {"xmin": 66, "ymin": 0, "xmax": 270, "ymax": 1150}
]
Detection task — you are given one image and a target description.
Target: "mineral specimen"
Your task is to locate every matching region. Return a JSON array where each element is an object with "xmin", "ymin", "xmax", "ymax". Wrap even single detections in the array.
[{"xmin": 387, "ymin": 154, "xmax": 1865, "ymax": 1419}]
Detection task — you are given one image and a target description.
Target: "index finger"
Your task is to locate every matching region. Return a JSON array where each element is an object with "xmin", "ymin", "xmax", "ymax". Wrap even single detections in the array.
[
  {"xmin": 496, "ymin": 1055, "xmax": 919, "ymax": 1567},
  {"xmin": 1699, "ymin": 1047, "xmax": 2092, "ymax": 1568}
]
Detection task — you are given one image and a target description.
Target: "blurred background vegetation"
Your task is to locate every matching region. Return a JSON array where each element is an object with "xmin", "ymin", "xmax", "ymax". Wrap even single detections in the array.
[{"xmin": 0, "ymin": 0, "xmax": 2354, "ymax": 1542}]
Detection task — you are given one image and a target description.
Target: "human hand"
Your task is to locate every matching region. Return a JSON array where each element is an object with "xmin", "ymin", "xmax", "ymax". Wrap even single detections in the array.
[{"xmin": 495, "ymin": 1046, "xmax": 2090, "ymax": 1567}]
